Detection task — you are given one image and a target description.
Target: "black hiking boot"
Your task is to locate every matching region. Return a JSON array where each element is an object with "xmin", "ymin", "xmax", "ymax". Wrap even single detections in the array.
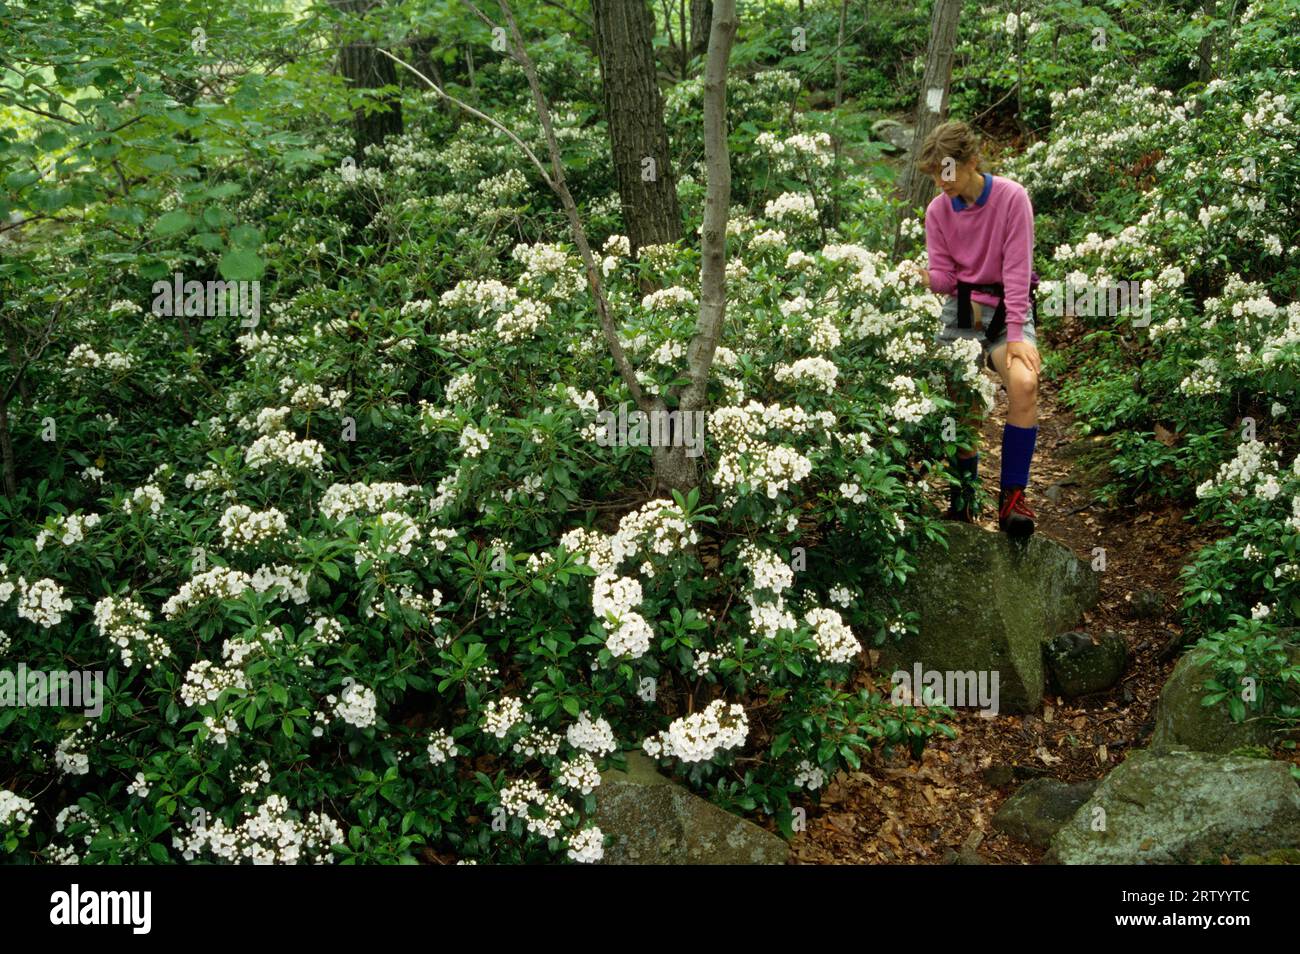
[
  {"xmin": 945, "ymin": 481, "xmax": 978, "ymax": 523},
  {"xmin": 998, "ymin": 485, "xmax": 1036, "ymax": 538}
]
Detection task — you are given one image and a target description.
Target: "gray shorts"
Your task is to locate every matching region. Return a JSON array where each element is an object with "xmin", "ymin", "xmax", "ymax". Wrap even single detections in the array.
[{"xmin": 936, "ymin": 295, "xmax": 1037, "ymax": 370}]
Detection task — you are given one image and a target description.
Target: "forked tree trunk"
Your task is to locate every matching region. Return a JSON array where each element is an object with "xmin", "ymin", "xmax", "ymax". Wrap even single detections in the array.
[
  {"xmin": 591, "ymin": 0, "xmax": 683, "ymax": 257},
  {"xmin": 892, "ymin": 0, "xmax": 962, "ymax": 257}
]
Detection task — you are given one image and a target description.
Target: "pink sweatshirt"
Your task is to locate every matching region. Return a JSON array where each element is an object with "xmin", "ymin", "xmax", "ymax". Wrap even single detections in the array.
[{"xmin": 924, "ymin": 174, "xmax": 1035, "ymax": 342}]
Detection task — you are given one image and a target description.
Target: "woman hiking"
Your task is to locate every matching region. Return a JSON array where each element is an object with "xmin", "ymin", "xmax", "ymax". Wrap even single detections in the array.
[{"xmin": 912, "ymin": 121, "xmax": 1041, "ymax": 539}]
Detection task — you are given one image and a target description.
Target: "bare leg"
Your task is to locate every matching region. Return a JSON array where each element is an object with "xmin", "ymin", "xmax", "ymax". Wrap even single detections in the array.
[{"xmin": 987, "ymin": 339, "xmax": 1040, "ymax": 427}]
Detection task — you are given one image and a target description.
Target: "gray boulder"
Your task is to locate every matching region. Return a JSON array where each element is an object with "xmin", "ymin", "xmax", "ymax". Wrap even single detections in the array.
[
  {"xmin": 871, "ymin": 118, "xmax": 915, "ymax": 153},
  {"xmin": 1048, "ymin": 749, "xmax": 1300, "ymax": 864},
  {"xmin": 1045, "ymin": 630, "xmax": 1128, "ymax": 698},
  {"xmin": 1150, "ymin": 649, "xmax": 1292, "ymax": 754},
  {"xmin": 992, "ymin": 777, "xmax": 1100, "ymax": 848},
  {"xmin": 594, "ymin": 752, "xmax": 789, "ymax": 865},
  {"xmin": 880, "ymin": 522, "xmax": 1100, "ymax": 714}
]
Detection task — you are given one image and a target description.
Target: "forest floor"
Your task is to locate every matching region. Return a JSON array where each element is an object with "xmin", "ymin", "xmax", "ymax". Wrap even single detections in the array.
[{"xmin": 790, "ymin": 313, "xmax": 1221, "ymax": 865}]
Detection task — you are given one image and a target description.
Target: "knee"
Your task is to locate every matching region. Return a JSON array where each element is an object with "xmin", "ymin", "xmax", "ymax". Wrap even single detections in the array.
[{"xmin": 1006, "ymin": 366, "xmax": 1038, "ymax": 409}]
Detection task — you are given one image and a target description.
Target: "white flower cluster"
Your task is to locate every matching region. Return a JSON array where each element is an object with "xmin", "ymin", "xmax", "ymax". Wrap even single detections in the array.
[
  {"xmin": 67, "ymin": 343, "xmax": 134, "ymax": 372},
  {"xmin": 566, "ymin": 711, "xmax": 618, "ymax": 756},
  {"xmin": 122, "ymin": 483, "xmax": 165, "ymax": 517},
  {"xmin": 93, "ymin": 594, "xmax": 168, "ymax": 668},
  {"xmin": 319, "ymin": 481, "xmax": 419, "ymax": 520},
  {"xmin": 459, "ymin": 424, "xmax": 491, "ymax": 458},
  {"xmin": 172, "ymin": 794, "xmax": 343, "ymax": 864},
  {"xmin": 279, "ymin": 377, "xmax": 348, "ymax": 411},
  {"xmin": 332, "ymin": 681, "xmax": 378, "ymax": 729},
  {"xmin": 793, "ymin": 759, "xmax": 826, "ymax": 790},
  {"xmin": 886, "ymin": 375, "xmax": 937, "ymax": 424},
  {"xmin": 245, "ymin": 431, "xmax": 326, "ymax": 472},
  {"xmin": 355, "ymin": 511, "xmax": 420, "ymax": 566},
  {"xmin": 715, "ymin": 442, "xmax": 813, "ymax": 502},
  {"xmin": 774, "ymin": 356, "xmax": 839, "ymax": 392},
  {"xmin": 35, "ymin": 512, "xmax": 101, "ymax": 551},
  {"xmin": 440, "ymin": 277, "xmax": 517, "ymax": 315},
  {"xmin": 180, "ymin": 659, "xmax": 249, "ymax": 707},
  {"xmin": 219, "ymin": 504, "xmax": 289, "ymax": 550},
  {"xmin": 127, "ymin": 772, "xmax": 150, "ymax": 798},
  {"xmin": 557, "ymin": 753, "xmax": 601, "ymax": 794},
  {"xmin": 8, "ymin": 576, "xmax": 74, "ymax": 628},
  {"xmin": 642, "ymin": 699, "xmax": 749, "ymax": 763},
  {"xmin": 804, "ymin": 607, "xmax": 860, "ymax": 664},
  {"xmin": 754, "ymin": 131, "xmax": 833, "ymax": 172},
  {"xmin": 162, "ymin": 564, "xmax": 310, "ymax": 617},
  {"xmin": 483, "ymin": 695, "xmax": 531, "ymax": 738},
  {"xmin": 0, "ymin": 789, "xmax": 36, "ymax": 828},
  {"xmin": 642, "ymin": 286, "xmax": 697, "ymax": 312},
  {"xmin": 498, "ymin": 779, "xmax": 570, "ymax": 839},
  {"xmin": 55, "ymin": 725, "xmax": 94, "ymax": 776},
  {"xmin": 494, "ymin": 298, "xmax": 551, "ymax": 343},
  {"xmin": 741, "ymin": 543, "xmax": 794, "ymax": 594},
  {"xmin": 1196, "ymin": 439, "xmax": 1274, "ymax": 499},
  {"xmin": 566, "ymin": 826, "xmax": 604, "ymax": 863},
  {"xmin": 764, "ymin": 191, "xmax": 818, "ymax": 223},
  {"xmin": 427, "ymin": 728, "xmax": 459, "ymax": 765},
  {"xmin": 609, "ymin": 499, "xmax": 699, "ymax": 567}
]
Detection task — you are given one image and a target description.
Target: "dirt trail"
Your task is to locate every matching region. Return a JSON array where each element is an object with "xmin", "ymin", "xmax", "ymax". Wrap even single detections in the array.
[{"xmin": 791, "ymin": 346, "xmax": 1216, "ymax": 864}]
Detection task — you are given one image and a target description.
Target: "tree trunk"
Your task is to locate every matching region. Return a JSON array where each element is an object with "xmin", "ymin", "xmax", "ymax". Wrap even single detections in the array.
[
  {"xmin": 0, "ymin": 400, "xmax": 15, "ymax": 498},
  {"xmin": 1197, "ymin": 0, "xmax": 1217, "ymax": 83},
  {"xmin": 690, "ymin": 0, "xmax": 711, "ymax": 58},
  {"xmin": 656, "ymin": 0, "xmax": 736, "ymax": 494},
  {"xmin": 331, "ymin": 0, "xmax": 404, "ymax": 154},
  {"xmin": 892, "ymin": 0, "xmax": 962, "ymax": 257},
  {"xmin": 592, "ymin": 0, "xmax": 683, "ymax": 257},
  {"xmin": 830, "ymin": 0, "xmax": 848, "ymax": 228}
]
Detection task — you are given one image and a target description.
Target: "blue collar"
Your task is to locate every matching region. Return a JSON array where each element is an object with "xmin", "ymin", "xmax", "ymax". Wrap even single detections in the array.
[{"xmin": 952, "ymin": 173, "xmax": 993, "ymax": 211}]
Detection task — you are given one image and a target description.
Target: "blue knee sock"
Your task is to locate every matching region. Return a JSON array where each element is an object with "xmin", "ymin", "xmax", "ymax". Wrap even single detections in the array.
[{"xmin": 1000, "ymin": 424, "xmax": 1037, "ymax": 489}]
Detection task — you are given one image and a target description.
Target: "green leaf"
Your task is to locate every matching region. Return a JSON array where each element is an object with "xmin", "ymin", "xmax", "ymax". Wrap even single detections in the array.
[
  {"xmin": 153, "ymin": 210, "xmax": 195, "ymax": 235},
  {"xmin": 218, "ymin": 246, "xmax": 264, "ymax": 281}
]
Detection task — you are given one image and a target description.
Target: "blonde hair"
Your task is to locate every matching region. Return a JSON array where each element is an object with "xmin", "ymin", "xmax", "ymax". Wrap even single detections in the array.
[{"xmin": 916, "ymin": 121, "xmax": 983, "ymax": 176}]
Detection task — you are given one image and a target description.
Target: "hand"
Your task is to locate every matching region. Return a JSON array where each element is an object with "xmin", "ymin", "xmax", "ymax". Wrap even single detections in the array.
[
  {"xmin": 902, "ymin": 262, "xmax": 930, "ymax": 289},
  {"xmin": 1005, "ymin": 339, "xmax": 1041, "ymax": 376}
]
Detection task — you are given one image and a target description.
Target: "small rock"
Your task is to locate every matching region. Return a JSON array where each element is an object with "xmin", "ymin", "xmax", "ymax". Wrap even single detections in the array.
[
  {"xmin": 871, "ymin": 118, "xmax": 915, "ymax": 153},
  {"xmin": 992, "ymin": 777, "xmax": 1100, "ymax": 848},
  {"xmin": 982, "ymin": 764, "xmax": 1015, "ymax": 788},
  {"xmin": 1126, "ymin": 588, "xmax": 1165, "ymax": 621},
  {"xmin": 942, "ymin": 846, "xmax": 988, "ymax": 865},
  {"xmin": 1045, "ymin": 630, "xmax": 1127, "ymax": 698}
]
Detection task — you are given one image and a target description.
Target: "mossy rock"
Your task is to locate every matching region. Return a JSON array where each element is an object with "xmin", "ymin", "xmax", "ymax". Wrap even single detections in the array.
[
  {"xmin": 1047, "ymin": 749, "xmax": 1300, "ymax": 864},
  {"xmin": 1045, "ymin": 630, "xmax": 1127, "ymax": 698},
  {"xmin": 593, "ymin": 752, "xmax": 789, "ymax": 865},
  {"xmin": 1150, "ymin": 647, "xmax": 1298, "ymax": 754},
  {"xmin": 881, "ymin": 522, "xmax": 1100, "ymax": 714},
  {"xmin": 992, "ymin": 777, "xmax": 1100, "ymax": 848}
]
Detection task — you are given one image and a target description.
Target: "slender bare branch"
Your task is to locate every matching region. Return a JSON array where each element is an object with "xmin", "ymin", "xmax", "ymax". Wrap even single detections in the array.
[{"xmin": 489, "ymin": 0, "xmax": 654, "ymax": 414}]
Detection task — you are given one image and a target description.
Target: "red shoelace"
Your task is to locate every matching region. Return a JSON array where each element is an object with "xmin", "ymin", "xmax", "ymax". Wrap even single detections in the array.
[{"xmin": 999, "ymin": 487, "xmax": 1036, "ymax": 521}]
